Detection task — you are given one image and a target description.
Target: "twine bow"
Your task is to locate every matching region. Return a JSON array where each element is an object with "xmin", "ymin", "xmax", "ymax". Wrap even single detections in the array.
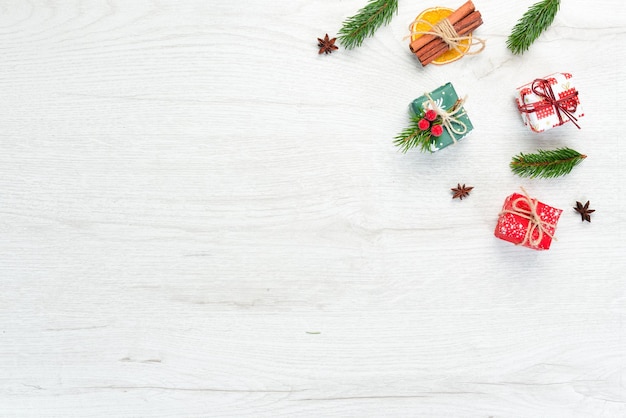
[
  {"xmin": 499, "ymin": 187, "xmax": 557, "ymax": 248},
  {"xmin": 424, "ymin": 93, "xmax": 468, "ymax": 143},
  {"xmin": 518, "ymin": 78, "xmax": 580, "ymax": 129},
  {"xmin": 408, "ymin": 18, "xmax": 486, "ymax": 57}
]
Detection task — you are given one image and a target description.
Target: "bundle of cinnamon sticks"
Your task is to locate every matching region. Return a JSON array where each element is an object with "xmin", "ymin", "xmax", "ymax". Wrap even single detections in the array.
[{"xmin": 410, "ymin": 0, "xmax": 483, "ymax": 67}]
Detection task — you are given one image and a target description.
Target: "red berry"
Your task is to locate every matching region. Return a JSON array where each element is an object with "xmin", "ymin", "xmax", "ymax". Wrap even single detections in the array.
[
  {"xmin": 431, "ymin": 124, "xmax": 443, "ymax": 137},
  {"xmin": 418, "ymin": 119, "xmax": 430, "ymax": 131},
  {"xmin": 424, "ymin": 109, "xmax": 437, "ymax": 121}
]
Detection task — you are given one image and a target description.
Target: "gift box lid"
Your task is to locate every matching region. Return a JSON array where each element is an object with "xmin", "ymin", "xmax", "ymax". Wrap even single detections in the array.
[
  {"xmin": 495, "ymin": 192, "xmax": 563, "ymax": 250},
  {"xmin": 515, "ymin": 72, "xmax": 584, "ymax": 133},
  {"xmin": 409, "ymin": 82, "xmax": 474, "ymax": 151}
]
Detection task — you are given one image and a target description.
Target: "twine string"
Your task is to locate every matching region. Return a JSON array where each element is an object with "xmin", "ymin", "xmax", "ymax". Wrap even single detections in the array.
[
  {"xmin": 424, "ymin": 93, "xmax": 468, "ymax": 143},
  {"xmin": 408, "ymin": 17, "xmax": 486, "ymax": 56},
  {"xmin": 498, "ymin": 187, "xmax": 557, "ymax": 248},
  {"xmin": 518, "ymin": 78, "xmax": 581, "ymax": 129}
]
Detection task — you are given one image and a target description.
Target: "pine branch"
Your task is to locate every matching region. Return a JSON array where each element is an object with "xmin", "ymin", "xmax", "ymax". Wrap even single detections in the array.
[
  {"xmin": 338, "ymin": 0, "xmax": 398, "ymax": 50},
  {"xmin": 393, "ymin": 115, "xmax": 432, "ymax": 153},
  {"xmin": 507, "ymin": 0, "xmax": 560, "ymax": 55},
  {"xmin": 510, "ymin": 147, "xmax": 586, "ymax": 178}
]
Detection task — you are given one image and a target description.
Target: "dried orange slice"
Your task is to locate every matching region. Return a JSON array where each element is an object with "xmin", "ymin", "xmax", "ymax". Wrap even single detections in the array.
[{"xmin": 410, "ymin": 7, "xmax": 472, "ymax": 65}]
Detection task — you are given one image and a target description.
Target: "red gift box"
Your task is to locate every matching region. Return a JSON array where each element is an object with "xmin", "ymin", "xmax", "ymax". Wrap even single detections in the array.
[{"xmin": 494, "ymin": 190, "xmax": 562, "ymax": 250}]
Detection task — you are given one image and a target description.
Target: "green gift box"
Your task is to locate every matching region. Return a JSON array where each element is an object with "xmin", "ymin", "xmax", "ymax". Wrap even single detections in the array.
[{"xmin": 409, "ymin": 82, "xmax": 473, "ymax": 152}]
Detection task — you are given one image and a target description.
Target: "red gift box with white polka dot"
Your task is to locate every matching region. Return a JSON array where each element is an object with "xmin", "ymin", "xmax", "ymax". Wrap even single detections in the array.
[
  {"xmin": 515, "ymin": 72, "xmax": 584, "ymax": 133},
  {"xmin": 494, "ymin": 192, "xmax": 563, "ymax": 251}
]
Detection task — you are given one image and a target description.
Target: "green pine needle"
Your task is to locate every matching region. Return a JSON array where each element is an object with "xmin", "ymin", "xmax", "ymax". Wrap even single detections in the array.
[
  {"xmin": 510, "ymin": 147, "xmax": 586, "ymax": 178},
  {"xmin": 338, "ymin": 0, "xmax": 398, "ymax": 50},
  {"xmin": 393, "ymin": 115, "xmax": 433, "ymax": 153},
  {"xmin": 507, "ymin": 0, "xmax": 560, "ymax": 55}
]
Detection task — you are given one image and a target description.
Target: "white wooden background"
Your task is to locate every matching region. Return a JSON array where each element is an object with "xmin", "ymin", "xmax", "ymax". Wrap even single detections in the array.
[{"xmin": 1, "ymin": 0, "xmax": 625, "ymax": 416}]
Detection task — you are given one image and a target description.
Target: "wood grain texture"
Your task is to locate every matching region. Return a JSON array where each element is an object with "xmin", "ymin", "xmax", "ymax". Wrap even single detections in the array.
[{"xmin": 1, "ymin": 0, "xmax": 625, "ymax": 416}]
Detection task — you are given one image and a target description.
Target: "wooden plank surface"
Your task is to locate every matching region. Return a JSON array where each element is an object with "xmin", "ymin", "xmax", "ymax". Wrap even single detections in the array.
[{"xmin": 1, "ymin": 0, "xmax": 625, "ymax": 416}]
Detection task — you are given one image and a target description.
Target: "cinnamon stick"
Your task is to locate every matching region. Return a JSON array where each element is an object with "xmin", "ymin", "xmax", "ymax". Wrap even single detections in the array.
[
  {"xmin": 415, "ymin": 11, "xmax": 482, "ymax": 62},
  {"xmin": 409, "ymin": 0, "xmax": 475, "ymax": 53},
  {"xmin": 418, "ymin": 16, "xmax": 483, "ymax": 66},
  {"xmin": 416, "ymin": 13, "xmax": 483, "ymax": 65},
  {"xmin": 415, "ymin": 13, "xmax": 483, "ymax": 66}
]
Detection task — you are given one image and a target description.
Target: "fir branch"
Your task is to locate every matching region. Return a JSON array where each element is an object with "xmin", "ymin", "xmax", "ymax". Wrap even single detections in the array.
[
  {"xmin": 510, "ymin": 147, "xmax": 586, "ymax": 178},
  {"xmin": 338, "ymin": 0, "xmax": 398, "ymax": 50},
  {"xmin": 393, "ymin": 115, "xmax": 432, "ymax": 153},
  {"xmin": 507, "ymin": 0, "xmax": 560, "ymax": 55}
]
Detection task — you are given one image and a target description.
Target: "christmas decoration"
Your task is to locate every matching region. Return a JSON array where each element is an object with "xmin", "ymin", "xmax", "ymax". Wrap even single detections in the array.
[
  {"xmin": 507, "ymin": 0, "xmax": 560, "ymax": 55},
  {"xmin": 574, "ymin": 201, "xmax": 595, "ymax": 222},
  {"xmin": 510, "ymin": 147, "xmax": 586, "ymax": 179},
  {"xmin": 516, "ymin": 72, "xmax": 583, "ymax": 133},
  {"xmin": 394, "ymin": 82, "xmax": 473, "ymax": 153},
  {"xmin": 338, "ymin": 0, "xmax": 398, "ymax": 50},
  {"xmin": 317, "ymin": 34, "xmax": 338, "ymax": 54},
  {"xmin": 495, "ymin": 188, "xmax": 562, "ymax": 251},
  {"xmin": 451, "ymin": 184, "xmax": 473, "ymax": 200},
  {"xmin": 408, "ymin": 0, "xmax": 485, "ymax": 66}
]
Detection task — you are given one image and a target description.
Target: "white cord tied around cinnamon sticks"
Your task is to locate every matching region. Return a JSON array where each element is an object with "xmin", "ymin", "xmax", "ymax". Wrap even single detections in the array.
[
  {"xmin": 424, "ymin": 93, "xmax": 468, "ymax": 143},
  {"xmin": 409, "ymin": 0, "xmax": 485, "ymax": 66},
  {"xmin": 410, "ymin": 17, "xmax": 485, "ymax": 56}
]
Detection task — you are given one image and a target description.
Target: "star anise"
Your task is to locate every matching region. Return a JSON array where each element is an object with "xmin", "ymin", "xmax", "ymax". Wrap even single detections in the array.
[
  {"xmin": 574, "ymin": 200, "xmax": 595, "ymax": 222},
  {"xmin": 318, "ymin": 34, "xmax": 338, "ymax": 55},
  {"xmin": 451, "ymin": 183, "xmax": 473, "ymax": 200}
]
